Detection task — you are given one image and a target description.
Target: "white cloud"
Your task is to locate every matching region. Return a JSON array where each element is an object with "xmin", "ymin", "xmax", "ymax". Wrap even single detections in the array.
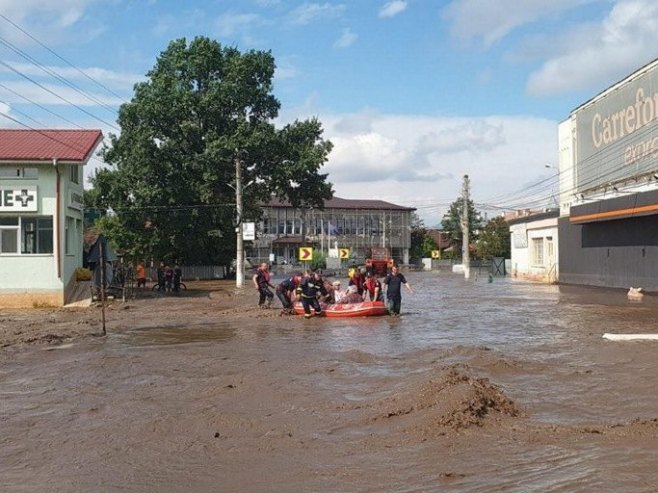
[
  {"xmin": 0, "ymin": 61, "xmax": 144, "ymax": 91},
  {"xmin": 527, "ymin": 0, "xmax": 658, "ymax": 96},
  {"xmin": 0, "ymin": 80, "xmax": 124, "ymax": 107},
  {"xmin": 379, "ymin": 1, "xmax": 407, "ymax": 19},
  {"xmin": 0, "ymin": 0, "xmax": 103, "ymax": 45},
  {"xmin": 334, "ymin": 28, "xmax": 357, "ymax": 49},
  {"xmin": 274, "ymin": 58, "xmax": 299, "ymax": 80},
  {"xmin": 216, "ymin": 12, "xmax": 262, "ymax": 38},
  {"xmin": 276, "ymin": 108, "xmax": 558, "ymax": 223},
  {"xmin": 288, "ymin": 3, "xmax": 346, "ymax": 25},
  {"xmin": 442, "ymin": 0, "xmax": 597, "ymax": 47}
]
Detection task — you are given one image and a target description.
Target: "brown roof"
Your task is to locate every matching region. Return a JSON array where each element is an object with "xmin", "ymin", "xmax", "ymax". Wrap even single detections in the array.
[
  {"xmin": 426, "ymin": 229, "xmax": 452, "ymax": 249},
  {"xmin": 0, "ymin": 129, "xmax": 103, "ymax": 162},
  {"xmin": 267, "ymin": 196, "xmax": 415, "ymax": 211},
  {"xmin": 272, "ymin": 235, "xmax": 306, "ymax": 244}
]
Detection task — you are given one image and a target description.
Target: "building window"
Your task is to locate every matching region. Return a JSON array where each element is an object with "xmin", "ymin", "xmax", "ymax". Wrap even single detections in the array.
[
  {"xmin": 0, "ymin": 216, "xmax": 53, "ymax": 254},
  {"xmin": 0, "ymin": 217, "xmax": 19, "ymax": 253},
  {"xmin": 532, "ymin": 237, "xmax": 544, "ymax": 266},
  {"xmin": 70, "ymin": 165, "xmax": 79, "ymax": 184},
  {"xmin": 0, "ymin": 167, "xmax": 39, "ymax": 179}
]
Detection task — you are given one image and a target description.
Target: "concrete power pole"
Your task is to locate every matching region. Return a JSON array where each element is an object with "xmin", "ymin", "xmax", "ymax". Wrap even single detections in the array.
[
  {"xmin": 461, "ymin": 174, "xmax": 471, "ymax": 279},
  {"xmin": 235, "ymin": 158, "xmax": 245, "ymax": 288}
]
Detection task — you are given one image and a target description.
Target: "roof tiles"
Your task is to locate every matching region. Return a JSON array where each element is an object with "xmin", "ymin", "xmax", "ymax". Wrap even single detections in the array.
[{"xmin": 0, "ymin": 129, "xmax": 103, "ymax": 163}]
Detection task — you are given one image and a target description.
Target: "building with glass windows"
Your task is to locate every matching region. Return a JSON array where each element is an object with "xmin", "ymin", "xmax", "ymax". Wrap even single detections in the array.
[
  {"xmin": 249, "ymin": 197, "xmax": 415, "ymax": 266},
  {"xmin": 0, "ymin": 129, "xmax": 103, "ymax": 307}
]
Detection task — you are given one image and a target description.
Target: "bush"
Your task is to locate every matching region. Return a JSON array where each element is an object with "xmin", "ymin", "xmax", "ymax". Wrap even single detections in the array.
[{"xmin": 75, "ymin": 267, "xmax": 92, "ymax": 281}]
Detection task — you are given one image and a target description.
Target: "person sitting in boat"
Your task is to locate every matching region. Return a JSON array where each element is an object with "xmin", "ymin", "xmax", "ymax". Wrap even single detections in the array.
[
  {"xmin": 331, "ymin": 280, "xmax": 347, "ymax": 304},
  {"xmin": 363, "ymin": 272, "xmax": 383, "ymax": 302},
  {"xmin": 343, "ymin": 285, "xmax": 363, "ymax": 304},
  {"xmin": 276, "ymin": 273, "xmax": 302, "ymax": 315},
  {"xmin": 348, "ymin": 268, "xmax": 366, "ymax": 296},
  {"xmin": 296, "ymin": 270, "xmax": 327, "ymax": 318}
]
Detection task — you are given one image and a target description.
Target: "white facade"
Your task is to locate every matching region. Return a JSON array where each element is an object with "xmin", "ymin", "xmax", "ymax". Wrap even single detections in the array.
[
  {"xmin": 0, "ymin": 162, "xmax": 86, "ymax": 307},
  {"xmin": 509, "ymin": 214, "xmax": 559, "ymax": 283}
]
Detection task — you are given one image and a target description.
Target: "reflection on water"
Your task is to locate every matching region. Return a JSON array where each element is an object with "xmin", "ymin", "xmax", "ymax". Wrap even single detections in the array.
[{"xmin": 1, "ymin": 272, "xmax": 657, "ymax": 492}]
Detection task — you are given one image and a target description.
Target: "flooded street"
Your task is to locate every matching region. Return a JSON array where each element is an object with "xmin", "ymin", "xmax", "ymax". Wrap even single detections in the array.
[{"xmin": 1, "ymin": 273, "xmax": 657, "ymax": 492}]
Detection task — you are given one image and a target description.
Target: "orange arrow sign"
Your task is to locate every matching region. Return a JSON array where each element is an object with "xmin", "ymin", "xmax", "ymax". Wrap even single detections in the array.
[
  {"xmin": 339, "ymin": 248, "xmax": 350, "ymax": 259},
  {"xmin": 299, "ymin": 247, "xmax": 313, "ymax": 260}
]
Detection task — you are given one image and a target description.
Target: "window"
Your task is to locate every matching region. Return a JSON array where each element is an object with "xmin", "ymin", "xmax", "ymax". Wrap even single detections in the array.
[
  {"xmin": 0, "ymin": 216, "xmax": 52, "ymax": 254},
  {"xmin": 21, "ymin": 217, "xmax": 53, "ymax": 254},
  {"xmin": 532, "ymin": 237, "xmax": 544, "ymax": 266},
  {"xmin": 0, "ymin": 167, "xmax": 38, "ymax": 179},
  {"xmin": 70, "ymin": 164, "xmax": 79, "ymax": 184},
  {"xmin": 0, "ymin": 217, "xmax": 19, "ymax": 253}
]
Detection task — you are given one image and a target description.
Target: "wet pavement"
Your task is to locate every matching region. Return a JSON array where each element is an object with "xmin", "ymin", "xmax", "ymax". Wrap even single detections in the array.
[{"xmin": 1, "ymin": 272, "xmax": 657, "ymax": 492}]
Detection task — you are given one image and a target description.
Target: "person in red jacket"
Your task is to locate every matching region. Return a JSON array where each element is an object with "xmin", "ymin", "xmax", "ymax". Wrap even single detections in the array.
[{"xmin": 363, "ymin": 272, "xmax": 383, "ymax": 302}]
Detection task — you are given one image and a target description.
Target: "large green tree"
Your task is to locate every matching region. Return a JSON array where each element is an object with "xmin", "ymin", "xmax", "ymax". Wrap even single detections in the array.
[
  {"xmin": 440, "ymin": 198, "xmax": 483, "ymax": 251},
  {"xmin": 476, "ymin": 216, "xmax": 511, "ymax": 259},
  {"xmin": 90, "ymin": 36, "xmax": 333, "ymax": 264},
  {"xmin": 409, "ymin": 212, "xmax": 439, "ymax": 259}
]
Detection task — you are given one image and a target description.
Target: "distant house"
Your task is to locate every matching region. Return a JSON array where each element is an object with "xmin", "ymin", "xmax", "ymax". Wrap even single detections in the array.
[
  {"xmin": 0, "ymin": 129, "xmax": 103, "ymax": 307},
  {"xmin": 508, "ymin": 209, "xmax": 559, "ymax": 283},
  {"xmin": 425, "ymin": 229, "xmax": 453, "ymax": 255}
]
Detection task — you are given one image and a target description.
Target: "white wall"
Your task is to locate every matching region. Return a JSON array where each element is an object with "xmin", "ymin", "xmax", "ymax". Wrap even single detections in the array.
[{"xmin": 510, "ymin": 217, "xmax": 559, "ymax": 281}]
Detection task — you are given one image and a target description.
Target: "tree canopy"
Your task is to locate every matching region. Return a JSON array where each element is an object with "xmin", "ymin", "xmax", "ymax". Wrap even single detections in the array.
[
  {"xmin": 90, "ymin": 36, "xmax": 333, "ymax": 264},
  {"xmin": 476, "ymin": 216, "xmax": 511, "ymax": 259},
  {"xmin": 440, "ymin": 198, "xmax": 483, "ymax": 249}
]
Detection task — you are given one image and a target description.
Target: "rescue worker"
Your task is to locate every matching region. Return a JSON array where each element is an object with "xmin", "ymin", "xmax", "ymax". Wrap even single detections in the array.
[
  {"xmin": 253, "ymin": 262, "xmax": 275, "ymax": 308},
  {"xmin": 296, "ymin": 270, "xmax": 327, "ymax": 318},
  {"xmin": 276, "ymin": 273, "xmax": 302, "ymax": 314},
  {"xmin": 363, "ymin": 272, "xmax": 383, "ymax": 302}
]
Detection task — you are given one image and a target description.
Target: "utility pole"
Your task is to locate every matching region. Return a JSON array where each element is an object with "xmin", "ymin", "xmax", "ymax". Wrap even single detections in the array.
[
  {"xmin": 235, "ymin": 158, "xmax": 245, "ymax": 288},
  {"xmin": 461, "ymin": 174, "xmax": 471, "ymax": 279}
]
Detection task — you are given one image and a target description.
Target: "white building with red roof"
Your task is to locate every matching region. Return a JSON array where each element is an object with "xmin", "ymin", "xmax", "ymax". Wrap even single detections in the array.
[{"xmin": 0, "ymin": 129, "xmax": 103, "ymax": 307}]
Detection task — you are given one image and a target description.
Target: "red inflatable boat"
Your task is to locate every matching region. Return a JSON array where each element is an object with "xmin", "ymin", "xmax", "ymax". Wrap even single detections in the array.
[{"xmin": 293, "ymin": 300, "xmax": 388, "ymax": 318}]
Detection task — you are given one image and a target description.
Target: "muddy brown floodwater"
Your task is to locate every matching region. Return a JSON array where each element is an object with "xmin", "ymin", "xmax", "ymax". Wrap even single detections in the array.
[{"xmin": 1, "ymin": 273, "xmax": 657, "ymax": 492}]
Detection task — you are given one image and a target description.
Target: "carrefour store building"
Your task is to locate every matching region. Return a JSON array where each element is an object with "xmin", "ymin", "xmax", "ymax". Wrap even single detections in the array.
[
  {"xmin": 0, "ymin": 129, "xmax": 102, "ymax": 307},
  {"xmin": 558, "ymin": 59, "xmax": 658, "ymax": 289}
]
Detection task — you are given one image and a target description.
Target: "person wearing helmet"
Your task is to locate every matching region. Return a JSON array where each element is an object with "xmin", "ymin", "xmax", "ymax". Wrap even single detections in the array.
[
  {"xmin": 363, "ymin": 271, "xmax": 383, "ymax": 302},
  {"xmin": 296, "ymin": 270, "xmax": 327, "ymax": 318}
]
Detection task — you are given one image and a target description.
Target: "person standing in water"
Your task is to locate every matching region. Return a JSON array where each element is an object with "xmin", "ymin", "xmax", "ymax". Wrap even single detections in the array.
[
  {"xmin": 383, "ymin": 265, "xmax": 413, "ymax": 316},
  {"xmin": 253, "ymin": 262, "xmax": 274, "ymax": 308}
]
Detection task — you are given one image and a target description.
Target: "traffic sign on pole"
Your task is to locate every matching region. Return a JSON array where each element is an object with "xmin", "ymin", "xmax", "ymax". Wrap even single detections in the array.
[
  {"xmin": 299, "ymin": 247, "xmax": 313, "ymax": 261},
  {"xmin": 339, "ymin": 248, "xmax": 350, "ymax": 259}
]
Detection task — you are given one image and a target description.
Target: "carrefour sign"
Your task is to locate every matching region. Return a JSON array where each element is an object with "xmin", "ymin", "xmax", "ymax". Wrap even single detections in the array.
[
  {"xmin": 575, "ymin": 63, "xmax": 658, "ymax": 193},
  {"xmin": 0, "ymin": 186, "xmax": 38, "ymax": 212}
]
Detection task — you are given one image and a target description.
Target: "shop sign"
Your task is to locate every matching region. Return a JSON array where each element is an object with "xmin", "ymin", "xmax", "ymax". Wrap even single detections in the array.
[{"xmin": 0, "ymin": 186, "xmax": 37, "ymax": 212}]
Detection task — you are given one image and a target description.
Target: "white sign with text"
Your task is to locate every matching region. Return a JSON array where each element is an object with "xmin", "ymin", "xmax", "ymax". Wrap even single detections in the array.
[{"xmin": 0, "ymin": 186, "xmax": 38, "ymax": 212}]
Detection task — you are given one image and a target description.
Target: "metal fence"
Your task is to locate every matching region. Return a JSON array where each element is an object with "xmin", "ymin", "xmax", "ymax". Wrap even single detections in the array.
[{"xmin": 146, "ymin": 265, "xmax": 227, "ymax": 281}]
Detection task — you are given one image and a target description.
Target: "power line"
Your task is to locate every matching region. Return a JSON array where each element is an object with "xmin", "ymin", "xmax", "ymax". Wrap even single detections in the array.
[
  {"xmin": 0, "ymin": 13, "xmax": 128, "ymax": 104},
  {"xmin": 0, "ymin": 59, "xmax": 120, "ymax": 131},
  {"xmin": 0, "ymin": 34, "xmax": 119, "ymax": 116}
]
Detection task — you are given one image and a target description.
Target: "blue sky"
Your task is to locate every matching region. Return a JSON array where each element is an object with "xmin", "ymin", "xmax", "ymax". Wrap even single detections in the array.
[{"xmin": 2, "ymin": 0, "xmax": 658, "ymax": 224}]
